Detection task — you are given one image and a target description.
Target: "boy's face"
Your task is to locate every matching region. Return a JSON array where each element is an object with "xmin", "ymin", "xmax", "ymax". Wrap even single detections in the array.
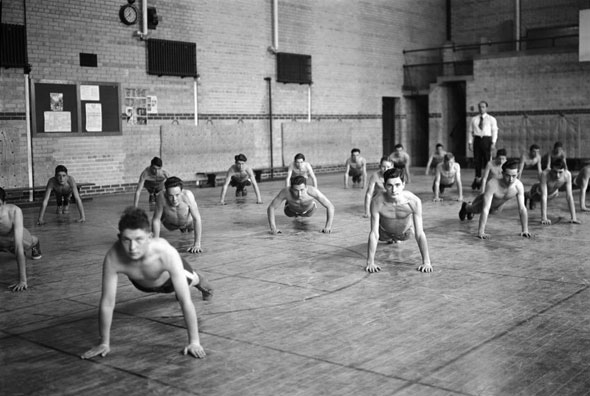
[
  {"xmin": 550, "ymin": 167, "xmax": 565, "ymax": 179},
  {"xmin": 497, "ymin": 155, "xmax": 507, "ymax": 165},
  {"xmin": 165, "ymin": 186, "xmax": 183, "ymax": 207},
  {"xmin": 235, "ymin": 160, "xmax": 246, "ymax": 171},
  {"xmin": 385, "ymin": 177, "xmax": 405, "ymax": 198},
  {"xmin": 502, "ymin": 168, "xmax": 518, "ymax": 185},
  {"xmin": 530, "ymin": 148, "xmax": 540, "ymax": 157},
  {"xmin": 119, "ymin": 228, "xmax": 151, "ymax": 260},
  {"xmin": 149, "ymin": 165, "xmax": 162, "ymax": 175},
  {"xmin": 290, "ymin": 183, "xmax": 308, "ymax": 199},
  {"xmin": 56, "ymin": 171, "xmax": 68, "ymax": 185},
  {"xmin": 295, "ymin": 159, "xmax": 304, "ymax": 169},
  {"xmin": 351, "ymin": 152, "xmax": 360, "ymax": 161},
  {"xmin": 380, "ymin": 161, "xmax": 393, "ymax": 172}
]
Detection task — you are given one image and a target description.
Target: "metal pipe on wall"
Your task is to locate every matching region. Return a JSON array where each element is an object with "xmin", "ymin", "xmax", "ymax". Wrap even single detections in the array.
[
  {"xmin": 264, "ymin": 77, "xmax": 274, "ymax": 178},
  {"xmin": 307, "ymin": 85, "xmax": 311, "ymax": 122},
  {"xmin": 194, "ymin": 78, "xmax": 198, "ymax": 125},
  {"xmin": 272, "ymin": 0, "xmax": 278, "ymax": 50},
  {"xmin": 515, "ymin": 0, "xmax": 520, "ymax": 51}
]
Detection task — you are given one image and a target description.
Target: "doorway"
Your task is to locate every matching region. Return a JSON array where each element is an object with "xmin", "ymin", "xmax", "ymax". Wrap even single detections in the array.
[
  {"xmin": 382, "ymin": 97, "xmax": 398, "ymax": 157},
  {"xmin": 405, "ymin": 95, "xmax": 429, "ymax": 166}
]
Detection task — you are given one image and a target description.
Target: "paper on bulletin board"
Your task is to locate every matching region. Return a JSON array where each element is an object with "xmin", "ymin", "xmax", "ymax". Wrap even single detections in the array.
[
  {"xmin": 147, "ymin": 96, "xmax": 158, "ymax": 114},
  {"xmin": 80, "ymin": 85, "xmax": 100, "ymax": 101},
  {"xmin": 85, "ymin": 103, "xmax": 102, "ymax": 132},
  {"xmin": 44, "ymin": 111, "xmax": 71, "ymax": 132}
]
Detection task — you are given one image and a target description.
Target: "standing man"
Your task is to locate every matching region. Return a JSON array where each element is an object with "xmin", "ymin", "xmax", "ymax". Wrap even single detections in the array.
[
  {"xmin": 0, "ymin": 187, "xmax": 42, "ymax": 292},
  {"xmin": 133, "ymin": 157, "xmax": 170, "ymax": 209},
  {"xmin": 267, "ymin": 175, "xmax": 334, "ymax": 234},
  {"xmin": 469, "ymin": 101, "xmax": 498, "ymax": 191},
  {"xmin": 366, "ymin": 168, "xmax": 433, "ymax": 273},
  {"xmin": 152, "ymin": 177, "xmax": 203, "ymax": 253},
  {"xmin": 344, "ymin": 148, "xmax": 367, "ymax": 189},
  {"xmin": 219, "ymin": 153, "xmax": 263, "ymax": 204}
]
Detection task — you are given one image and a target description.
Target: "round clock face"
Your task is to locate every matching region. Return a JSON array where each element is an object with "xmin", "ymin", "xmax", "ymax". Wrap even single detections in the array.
[{"xmin": 119, "ymin": 5, "xmax": 138, "ymax": 25}]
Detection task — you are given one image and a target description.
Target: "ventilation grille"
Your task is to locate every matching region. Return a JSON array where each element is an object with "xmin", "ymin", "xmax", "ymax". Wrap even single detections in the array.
[
  {"xmin": 147, "ymin": 39, "xmax": 197, "ymax": 77},
  {"xmin": 0, "ymin": 24, "xmax": 26, "ymax": 68},
  {"xmin": 277, "ymin": 52, "xmax": 312, "ymax": 84}
]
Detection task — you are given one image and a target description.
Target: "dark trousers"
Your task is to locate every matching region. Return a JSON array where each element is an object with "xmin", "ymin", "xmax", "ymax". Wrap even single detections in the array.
[{"xmin": 473, "ymin": 136, "xmax": 492, "ymax": 178}]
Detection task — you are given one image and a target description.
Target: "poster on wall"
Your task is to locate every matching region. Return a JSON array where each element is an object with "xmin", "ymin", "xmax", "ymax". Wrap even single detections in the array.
[
  {"xmin": 147, "ymin": 96, "xmax": 158, "ymax": 114},
  {"xmin": 50, "ymin": 93, "xmax": 63, "ymax": 111},
  {"xmin": 85, "ymin": 103, "xmax": 102, "ymax": 132},
  {"xmin": 125, "ymin": 87, "xmax": 148, "ymax": 124},
  {"xmin": 44, "ymin": 111, "xmax": 71, "ymax": 132},
  {"xmin": 80, "ymin": 85, "xmax": 100, "ymax": 101}
]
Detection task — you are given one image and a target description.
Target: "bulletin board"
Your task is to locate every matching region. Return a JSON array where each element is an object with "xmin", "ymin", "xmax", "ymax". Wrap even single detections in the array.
[{"xmin": 31, "ymin": 80, "xmax": 121, "ymax": 135}]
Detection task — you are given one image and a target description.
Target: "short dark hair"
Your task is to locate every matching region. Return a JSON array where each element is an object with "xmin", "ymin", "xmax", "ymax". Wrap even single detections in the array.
[
  {"xmin": 379, "ymin": 156, "xmax": 391, "ymax": 165},
  {"xmin": 502, "ymin": 159, "xmax": 519, "ymax": 172},
  {"xmin": 383, "ymin": 167, "xmax": 404, "ymax": 183},
  {"xmin": 164, "ymin": 176, "xmax": 183, "ymax": 190},
  {"xmin": 118, "ymin": 206, "xmax": 150, "ymax": 232},
  {"xmin": 351, "ymin": 148, "xmax": 360, "ymax": 154},
  {"xmin": 436, "ymin": 143, "xmax": 443, "ymax": 148},
  {"xmin": 394, "ymin": 144, "xmax": 404, "ymax": 150},
  {"xmin": 294, "ymin": 153, "xmax": 305, "ymax": 161},
  {"xmin": 0, "ymin": 187, "xmax": 5, "ymax": 203},
  {"xmin": 290, "ymin": 175, "xmax": 307, "ymax": 186},
  {"xmin": 550, "ymin": 158, "xmax": 566, "ymax": 170},
  {"xmin": 553, "ymin": 141, "xmax": 563, "ymax": 149},
  {"xmin": 150, "ymin": 157, "xmax": 163, "ymax": 167},
  {"xmin": 443, "ymin": 152, "xmax": 455, "ymax": 162},
  {"xmin": 235, "ymin": 153, "xmax": 247, "ymax": 162},
  {"xmin": 479, "ymin": 100, "xmax": 489, "ymax": 107},
  {"xmin": 55, "ymin": 165, "xmax": 68, "ymax": 175},
  {"xmin": 496, "ymin": 148, "xmax": 507, "ymax": 157},
  {"xmin": 530, "ymin": 144, "xmax": 540, "ymax": 151}
]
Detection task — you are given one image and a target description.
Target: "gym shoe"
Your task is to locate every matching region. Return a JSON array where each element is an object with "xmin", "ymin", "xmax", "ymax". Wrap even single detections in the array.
[
  {"xmin": 31, "ymin": 241, "xmax": 42, "ymax": 260},
  {"xmin": 467, "ymin": 211, "xmax": 474, "ymax": 220},
  {"xmin": 459, "ymin": 202, "xmax": 467, "ymax": 221},
  {"xmin": 235, "ymin": 187, "xmax": 242, "ymax": 197},
  {"xmin": 62, "ymin": 204, "xmax": 70, "ymax": 214},
  {"xmin": 471, "ymin": 179, "xmax": 478, "ymax": 191},
  {"xmin": 242, "ymin": 187, "xmax": 247, "ymax": 196}
]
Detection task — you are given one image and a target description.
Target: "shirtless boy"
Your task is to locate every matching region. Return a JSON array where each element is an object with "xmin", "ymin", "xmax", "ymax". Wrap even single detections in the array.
[
  {"xmin": 388, "ymin": 144, "xmax": 411, "ymax": 183},
  {"xmin": 37, "ymin": 165, "xmax": 86, "ymax": 224},
  {"xmin": 80, "ymin": 207, "xmax": 212, "ymax": 360},
  {"xmin": 432, "ymin": 153, "xmax": 463, "ymax": 202},
  {"xmin": 344, "ymin": 148, "xmax": 367, "ymax": 188},
  {"xmin": 425, "ymin": 143, "xmax": 446, "ymax": 176},
  {"xmin": 525, "ymin": 158, "xmax": 580, "ymax": 225},
  {"xmin": 480, "ymin": 148, "xmax": 507, "ymax": 192},
  {"xmin": 364, "ymin": 157, "xmax": 393, "ymax": 217},
  {"xmin": 517, "ymin": 144, "xmax": 542, "ymax": 179},
  {"xmin": 133, "ymin": 157, "xmax": 170, "ymax": 209},
  {"xmin": 0, "ymin": 187, "xmax": 42, "ymax": 292},
  {"xmin": 286, "ymin": 153, "xmax": 318, "ymax": 187},
  {"xmin": 542, "ymin": 141, "xmax": 567, "ymax": 170},
  {"xmin": 572, "ymin": 165, "xmax": 590, "ymax": 212},
  {"xmin": 366, "ymin": 168, "xmax": 432, "ymax": 273},
  {"xmin": 459, "ymin": 160, "xmax": 532, "ymax": 239},
  {"xmin": 267, "ymin": 175, "xmax": 334, "ymax": 234},
  {"xmin": 152, "ymin": 177, "xmax": 203, "ymax": 253},
  {"xmin": 219, "ymin": 153, "xmax": 263, "ymax": 204}
]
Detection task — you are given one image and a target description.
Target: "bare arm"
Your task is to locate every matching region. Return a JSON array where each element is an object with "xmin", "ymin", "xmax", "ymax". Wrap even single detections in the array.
[
  {"xmin": 364, "ymin": 174, "xmax": 377, "ymax": 217},
  {"xmin": 267, "ymin": 190, "xmax": 286, "ymax": 234},
  {"xmin": 361, "ymin": 160, "xmax": 367, "ymax": 189},
  {"xmin": 152, "ymin": 194, "xmax": 164, "ymax": 238},
  {"xmin": 365, "ymin": 198, "xmax": 381, "ymax": 272},
  {"xmin": 425, "ymin": 155, "xmax": 434, "ymax": 175},
  {"xmin": 410, "ymin": 197, "xmax": 432, "ymax": 272},
  {"xmin": 10, "ymin": 207, "xmax": 28, "ymax": 291},
  {"xmin": 69, "ymin": 177, "xmax": 86, "ymax": 222},
  {"xmin": 540, "ymin": 173, "xmax": 550, "ymax": 224},
  {"xmin": 309, "ymin": 187, "xmax": 334, "ymax": 233},
  {"xmin": 37, "ymin": 180, "xmax": 54, "ymax": 225},
  {"xmin": 477, "ymin": 185, "xmax": 495, "ymax": 238},
  {"xmin": 433, "ymin": 166, "xmax": 442, "ymax": 201},
  {"xmin": 580, "ymin": 173, "xmax": 590, "ymax": 211},
  {"xmin": 480, "ymin": 163, "xmax": 491, "ymax": 192},
  {"xmin": 285, "ymin": 164, "xmax": 294, "ymax": 187},
  {"xmin": 168, "ymin": 250, "xmax": 205, "ymax": 358},
  {"xmin": 81, "ymin": 254, "xmax": 118, "ymax": 359},
  {"xmin": 247, "ymin": 168, "xmax": 263, "ymax": 204},
  {"xmin": 307, "ymin": 165, "xmax": 318, "ymax": 188},
  {"xmin": 455, "ymin": 165, "xmax": 463, "ymax": 201},
  {"xmin": 219, "ymin": 168, "xmax": 234, "ymax": 204},
  {"xmin": 133, "ymin": 172, "xmax": 147, "ymax": 207},
  {"xmin": 343, "ymin": 160, "xmax": 351, "ymax": 188},
  {"xmin": 515, "ymin": 183, "xmax": 531, "ymax": 237},
  {"xmin": 517, "ymin": 155, "xmax": 526, "ymax": 179},
  {"xmin": 404, "ymin": 154, "xmax": 411, "ymax": 183},
  {"xmin": 186, "ymin": 191, "xmax": 203, "ymax": 253},
  {"xmin": 564, "ymin": 173, "xmax": 579, "ymax": 223}
]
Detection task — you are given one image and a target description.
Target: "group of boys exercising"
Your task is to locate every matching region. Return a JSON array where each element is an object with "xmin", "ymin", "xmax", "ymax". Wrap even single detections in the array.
[{"xmin": 2, "ymin": 135, "xmax": 588, "ymax": 359}]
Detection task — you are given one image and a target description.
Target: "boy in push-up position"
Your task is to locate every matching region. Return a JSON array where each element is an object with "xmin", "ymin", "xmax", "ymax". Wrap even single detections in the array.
[{"xmin": 81, "ymin": 206, "xmax": 212, "ymax": 360}]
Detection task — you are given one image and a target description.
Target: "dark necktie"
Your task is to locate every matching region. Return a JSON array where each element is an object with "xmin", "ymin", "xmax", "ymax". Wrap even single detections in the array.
[{"xmin": 478, "ymin": 116, "xmax": 484, "ymax": 131}]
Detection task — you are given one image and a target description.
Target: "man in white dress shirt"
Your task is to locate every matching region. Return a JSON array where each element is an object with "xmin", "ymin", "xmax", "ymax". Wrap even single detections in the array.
[{"xmin": 468, "ymin": 101, "xmax": 498, "ymax": 191}]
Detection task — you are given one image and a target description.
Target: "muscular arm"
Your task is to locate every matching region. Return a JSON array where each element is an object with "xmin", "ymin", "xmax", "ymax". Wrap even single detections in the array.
[
  {"xmin": 365, "ymin": 198, "xmax": 381, "ymax": 272},
  {"xmin": 267, "ymin": 190, "xmax": 286, "ymax": 234},
  {"xmin": 133, "ymin": 172, "xmax": 147, "ymax": 207},
  {"xmin": 186, "ymin": 191, "xmax": 203, "ymax": 252},
  {"xmin": 425, "ymin": 155, "xmax": 434, "ymax": 175},
  {"xmin": 285, "ymin": 165, "xmax": 294, "ymax": 187},
  {"xmin": 480, "ymin": 162, "xmax": 492, "ymax": 192},
  {"xmin": 307, "ymin": 165, "xmax": 318, "ymax": 188},
  {"xmin": 344, "ymin": 160, "xmax": 351, "ymax": 188},
  {"xmin": 515, "ymin": 183, "xmax": 531, "ymax": 236},
  {"xmin": 219, "ymin": 167, "xmax": 234, "ymax": 204},
  {"xmin": 404, "ymin": 154, "xmax": 411, "ymax": 183},
  {"xmin": 517, "ymin": 155, "xmax": 526, "ymax": 179},
  {"xmin": 540, "ymin": 172, "xmax": 550, "ymax": 224},
  {"xmin": 167, "ymin": 250, "xmax": 205, "ymax": 358},
  {"xmin": 37, "ymin": 179, "xmax": 54, "ymax": 225},
  {"xmin": 81, "ymin": 254, "xmax": 118, "ymax": 359},
  {"xmin": 361, "ymin": 159, "xmax": 367, "ymax": 189},
  {"xmin": 309, "ymin": 187, "xmax": 334, "ymax": 233},
  {"xmin": 455, "ymin": 165, "xmax": 463, "ymax": 201},
  {"xmin": 69, "ymin": 177, "xmax": 86, "ymax": 222},
  {"xmin": 433, "ymin": 167, "xmax": 442, "ymax": 201},
  {"xmin": 580, "ymin": 174, "xmax": 590, "ymax": 211},
  {"xmin": 564, "ymin": 173, "xmax": 579, "ymax": 223},
  {"xmin": 11, "ymin": 207, "xmax": 28, "ymax": 291},
  {"xmin": 410, "ymin": 197, "xmax": 432, "ymax": 272}
]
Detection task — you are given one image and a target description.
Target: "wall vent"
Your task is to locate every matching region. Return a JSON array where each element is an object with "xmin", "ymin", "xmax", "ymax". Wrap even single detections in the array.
[
  {"xmin": 277, "ymin": 52, "xmax": 312, "ymax": 84},
  {"xmin": 147, "ymin": 39, "xmax": 197, "ymax": 77}
]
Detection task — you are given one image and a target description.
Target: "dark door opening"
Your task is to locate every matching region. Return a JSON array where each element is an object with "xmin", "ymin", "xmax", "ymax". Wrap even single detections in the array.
[{"xmin": 382, "ymin": 97, "xmax": 398, "ymax": 157}]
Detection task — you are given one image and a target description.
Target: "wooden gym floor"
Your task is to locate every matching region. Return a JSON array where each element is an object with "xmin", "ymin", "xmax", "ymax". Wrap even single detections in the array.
[{"xmin": 1, "ymin": 169, "xmax": 589, "ymax": 396}]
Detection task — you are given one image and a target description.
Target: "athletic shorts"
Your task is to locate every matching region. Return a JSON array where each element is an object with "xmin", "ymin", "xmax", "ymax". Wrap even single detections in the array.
[{"xmin": 130, "ymin": 258, "xmax": 195, "ymax": 294}]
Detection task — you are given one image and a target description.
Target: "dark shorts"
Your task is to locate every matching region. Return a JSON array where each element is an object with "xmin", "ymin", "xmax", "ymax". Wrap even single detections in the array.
[
  {"xmin": 130, "ymin": 258, "xmax": 195, "ymax": 294},
  {"xmin": 284, "ymin": 201, "xmax": 317, "ymax": 217},
  {"xmin": 432, "ymin": 180, "xmax": 455, "ymax": 193},
  {"xmin": 230, "ymin": 175, "xmax": 252, "ymax": 189},
  {"xmin": 348, "ymin": 168, "xmax": 363, "ymax": 182},
  {"xmin": 144, "ymin": 180, "xmax": 165, "ymax": 195},
  {"xmin": 378, "ymin": 224, "xmax": 414, "ymax": 242}
]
